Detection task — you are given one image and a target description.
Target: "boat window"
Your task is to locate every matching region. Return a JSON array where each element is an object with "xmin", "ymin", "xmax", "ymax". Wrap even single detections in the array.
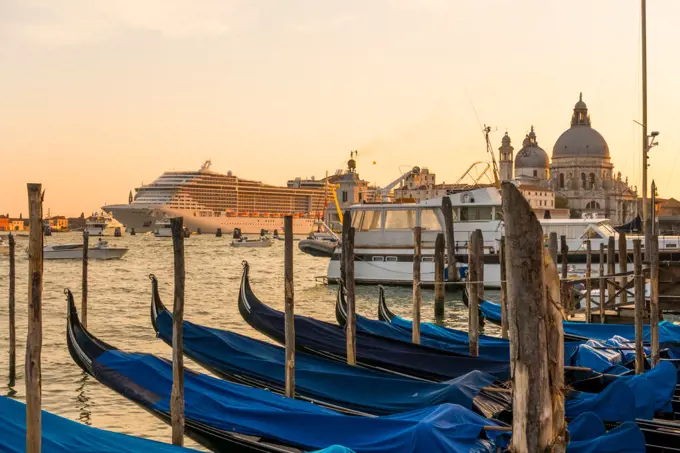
[
  {"xmin": 372, "ymin": 256, "xmax": 385, "ymax": 262},
  {"xmin": 385, "ymin": 256, "xmax": 398, "ymax": 262},
  {"xmin": 666, "ymin": 243, "xmax": 677, "ymax": 248},
  {"xmin": 384, "ymin": 210, "xmax": 416, "ymax": 229},
  {"xmin": 422, "ymin": 257, "xmax": 434, "ymax": 262},
  {"xmin": 420, "ymin": 209, "xmax": 441, "ymax": 230},
  {"xmin": 351, "ymin": 211, "xmax": 364, "ymax": 229},
  {"xmin": 581, "ymin": 227, "xmax": 603, "ymax": 239},
  {"xmin": 359, "ymin": 210, "xmax": 382, "ymax": 231},
  {"xmin": 459, "ymin": 207, "xmax": 493, "ymax": 221}
]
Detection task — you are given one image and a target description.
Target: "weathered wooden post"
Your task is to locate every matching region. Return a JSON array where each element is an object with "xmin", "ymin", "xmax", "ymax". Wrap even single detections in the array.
[
  {"xmin": 499, "ymin": 235, "xmax": 508, "ymax": 339},
  {"xmin": 650, "ymin": 233, "xmax": 660, "ymax": 367},
  {"xmin": 633, "ymin": 239, "xmax": 644, "ymax": 374},
  {"xmin": 27, "ymin": 183, "xmax": 43, "ymax": 453},
  {"xmin": 340, "ymin": 211, "xmax": 351, "ymax": 285},
  {"xmin": 433, "ymin": 233, "xmax": 445, "ymax": 318},
  {"xmin": 412, "ymin": 226, "xmax": 422, "ymax": 344},
  {"xmin": 548, "ymin": 232, "xmax": 558, "ymax": 267},
  {"xmin": 8, "ymin": 233, "xmax": 16, "ymax": 386},
  {"xmin": 284, "ymin": 216, "xmax": 295, "ymax": 396},
  {"xmin": 618, "ymin": 232, "xmax": 628, "ymax": 307},
  {"xmin": 468, "ymin": 230, "xmax": 481, "ymax": 356},
  {"xmin": 81, "ymin": 231, "xmax": 89, "ymax": 329},
  {"xmin": 585, "ymin": 239, "xmax": 592, "ymax": 323},
  {"xmin": 342, "ymin": 210, "xmax": 357, "ymax": 365},
  {"xmin": 599, "ymin": 244, "xmax": 606, "ymax": 323},
  {"xmin": 441, "ymin": 196, "xmax": 458, "ymax": 282},
  {"xmin": 644, "ymin": 218, "xmax": 652, "ymax": 260},
  {"xmin": 502, "ymin": 182, "xmax": 565, "ymax": 452},
  {"xmin": 170, "ymin": 217, "xmax": 185, "ymax": 445},
  {"xmin": 560, "ymin": 235, "xmax": 569, "ymax": 311},
  {"xmin": 607, "ymin": 236, "xmax": 616, "ymax": 305}
]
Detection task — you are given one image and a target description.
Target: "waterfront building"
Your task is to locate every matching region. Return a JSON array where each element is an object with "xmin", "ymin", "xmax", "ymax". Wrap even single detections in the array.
[
  {"xmin": 0, "ymin": 215, "xmax": 8, "ymax": 231},
  {"xmin": 9, "ymin": 217, "xmax": 26, "ymax": 231},
  {"xmin": 46, "ymin": 216, "xmax": 69, "ymax": 231},
  {"xmin": 500, "ymin": 94, "xmax": 638, "ymax": 223}
]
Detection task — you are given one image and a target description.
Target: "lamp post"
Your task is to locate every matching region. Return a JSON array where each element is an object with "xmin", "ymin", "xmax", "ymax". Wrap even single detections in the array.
[{"xmin": 642, "ymin": 131, "xmax": 659, "ymax": 233}]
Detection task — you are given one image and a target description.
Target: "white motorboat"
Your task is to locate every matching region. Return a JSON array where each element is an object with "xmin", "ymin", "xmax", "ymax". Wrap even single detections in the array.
[
  {"xmin": 231, "ymin": 236, "xmax": 273, "ymax": 248},
  {"xmin": 153, "ymin": 219, "xmax": 173, "ymax": 237},
  {"xmin": 43, "ymin": 240, "xmax": 128, "ymax": 260},
  {"xmin": 84, "ymin": 215, "xmax": 109, "ymax": 236},
  {"xmin": 324, "ymin": 186, "xmax": 680, "ymax": 288}
]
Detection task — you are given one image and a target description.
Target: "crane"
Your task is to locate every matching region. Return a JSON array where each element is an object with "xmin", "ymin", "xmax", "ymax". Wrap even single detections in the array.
[
  {"xmin": 483, "ymin": 125, "xmax": 501, "ymax": 189},
  {"xmin": 377, "ymin": 166, "xmax": 421, "ymax": 202}
]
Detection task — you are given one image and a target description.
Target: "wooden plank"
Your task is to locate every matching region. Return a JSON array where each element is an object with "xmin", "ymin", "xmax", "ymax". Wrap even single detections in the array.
[
  {"xmin": 170, "ymin": 217, "xmax": 185, "ymax": 446},
  {"xmin": 499, "ymin": 235, "xmax": 508, "ymax": 339},
  {"xmin": 599, "ymin": 244, "xmax": 606, "ymax": 324},
  {"xmin": 468, "ymin": 230, "xmax": 481, "ymax": 356},
  {"xmin": 650, "ymin": 233, "xmax": 660, "ymax": 367},
  {"xmin": 412, "ymin": 226, "xmax": 422, "ymax": 344},
  {"xmin": 502, "ymin": 182, "xmax": 564, "ymax": 452},
  {"xmin": 8, "ymin": 233, "xmax": 16, "ymax": 386},
  {"xmin": 433, "ymin": 233, "xmax": 445, "ymax": 318},
  {"xmin": 441, "ymin": 196, "xmax": 458, "ymax": 282},
  {"xmin": 633, "ymin": 239, "xmax": 644, "ymax": 374},
  {"xmin": 26, "ymin": 183, "xmax": 43, "ymax": 453},
  {"xmin": 81, "ymin": 231, "xmax": 89, "ymax": 329},
  {"xmin": 343, "ymin": 210, "xmax": 357, "ymax": 365},
  {"xmin": 284, "ymin": 216, "xmax": 295, "ymax": 397}
]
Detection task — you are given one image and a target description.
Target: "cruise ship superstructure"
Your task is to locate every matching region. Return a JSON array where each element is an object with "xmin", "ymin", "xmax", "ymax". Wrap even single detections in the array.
[{"xmin": 103, "ymin": 161, "xmax": 331, "ymax": 234}]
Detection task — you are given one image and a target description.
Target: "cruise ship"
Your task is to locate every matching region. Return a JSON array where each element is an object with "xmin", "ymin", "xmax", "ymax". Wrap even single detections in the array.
[{"xmin": 103, "ymin": 161, "xmax": 331, "ymax": 234}]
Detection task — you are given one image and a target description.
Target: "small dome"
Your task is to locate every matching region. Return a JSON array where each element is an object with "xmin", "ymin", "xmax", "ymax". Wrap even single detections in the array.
[
  {"xmin": 515, "ymin": 126, "xmax": 549, "ymax": 169},
  {"xmin": 501, "ymin": 132, "xmax": 511, "ymax": 146}
]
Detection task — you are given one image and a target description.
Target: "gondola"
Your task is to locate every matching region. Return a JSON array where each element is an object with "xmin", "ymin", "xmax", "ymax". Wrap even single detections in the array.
[
  {"xmin": 461, "ymin": 285, "xmax": 680, "ymax": 345},
  {"xmin": 150, "ymin": 274, "xmax": 511, "ymax": 418},
  {"xmin": 67, "ymin": 289, "xmax": 517, "ymax": 453},
  {"xmin": 238, "ymin": 262, "xmax": 512, "ymax": 381},
  {"xmin": 0, "ymin": 395, "xmax": 204, "ymax": 453}
]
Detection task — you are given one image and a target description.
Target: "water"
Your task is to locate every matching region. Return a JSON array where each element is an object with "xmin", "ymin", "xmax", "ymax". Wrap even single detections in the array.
[{"xmin": 0, "ymin": 232, "xmax": 499, "ymax": 449}]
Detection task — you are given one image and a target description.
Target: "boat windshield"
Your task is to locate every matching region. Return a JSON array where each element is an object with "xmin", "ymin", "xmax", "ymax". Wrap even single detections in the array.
[
  {"xmin": 420, "ymin": 209, "xmax": 441, "ymax": 230},
  {"xmin": 384, "ymin": 210, "xmax": 416, "ymax": 229},
  {"xmin": 597, "ymin": 221, "xmax": 617, "ymax": 237},
  {"xmin": 352, "ymin": 210, "xmax": 382, "ymax": 231}
]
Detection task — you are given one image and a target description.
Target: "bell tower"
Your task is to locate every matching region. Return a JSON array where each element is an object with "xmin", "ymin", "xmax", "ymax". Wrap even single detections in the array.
[{"xmin": 498, "ymin": 132, "xmax": 514, "ymax": 182}]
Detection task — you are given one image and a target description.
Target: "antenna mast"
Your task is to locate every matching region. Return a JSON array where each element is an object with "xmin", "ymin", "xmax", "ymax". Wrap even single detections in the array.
[{"xmin": 484, "ymin": 125, "xmax": 501, "ymax": 188}]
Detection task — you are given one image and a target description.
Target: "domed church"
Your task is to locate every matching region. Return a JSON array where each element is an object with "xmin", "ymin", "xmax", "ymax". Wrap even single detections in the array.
[{"xmin": 498, "ymin": 94, "xmax": 638, "ymax": 223}]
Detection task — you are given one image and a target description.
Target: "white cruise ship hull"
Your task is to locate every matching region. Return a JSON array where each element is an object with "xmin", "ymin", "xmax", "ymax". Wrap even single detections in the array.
[{"xmin": 105, "ymin": 204, "xmax": 317, "ymax": 235}]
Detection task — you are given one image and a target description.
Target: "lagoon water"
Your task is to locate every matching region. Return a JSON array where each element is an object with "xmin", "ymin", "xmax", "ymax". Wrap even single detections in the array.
[{"xmin": 0, "ymin": 232, "xmax": 500, "ymax": 450}]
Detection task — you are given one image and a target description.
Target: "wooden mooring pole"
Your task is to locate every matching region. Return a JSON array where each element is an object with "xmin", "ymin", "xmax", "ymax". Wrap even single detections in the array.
[
  {"xmin": 633, "ymin": 239, "xmax": 644, "ymax": 374},
  {"xmin": 499, "ymin": 236, "xmax": 508, "ymax": 339},
  {"xmin": 8, "ymin": 233, "xmax": 16, "ymax": 386},
  {"xmin": 618, "ymin": 232, "xmax": 628, "ymax": 308},
  {"xmin": 560, "ymin": 235, "xmax": 569, "ymax": 311},
  {"xmin": 284, "ymin": 216, "xmax": 295, "ymax": 396},
  {"xmin": 607, "ymin": 236, "xmax": 616, "ymax": 304},
  {"xmin": 585, "ymin": 239, "xmax": 591, "ymax": 323},
  {"xmin": 502, "ymin": 182, "xmax": 565, "ymax": 452},
  {"xmin": 412, "ymin": 226, "xmax": 422, "ymax": 344},
  {"xmin": 468, "ymin": 230, "xmax": 482, "ymax": 356},
  {"xmin": 599, "ymin": 244, "xmax": 606, "ymax": 323},
  {"xmin": 548, "ymin": 232, "xmax": 558, "ymax": 266},
  {"xmin": 441, "ymin": 197, "xmax": 458, "ymax": 283},
  {"xmin": 343, "ymin": 210, "xmax": 356, "ymax": 365},
  {"xmin": 27, "ymin": 183, "xmax": 43, "ymax": 453},
  {"xmin": 81, "ymin": 231, "xmax": 89, "ymax": 329},
  {"xmin": 650, "ymin": 233, "xmax": 660, "ymax": 367},
  {"xmin": 433, "ymin": 233, "xmax": 445, "ymax": 318},
  {"xmin": 170, "ymin": 217, "xmax": 185, "ymax": 446}
]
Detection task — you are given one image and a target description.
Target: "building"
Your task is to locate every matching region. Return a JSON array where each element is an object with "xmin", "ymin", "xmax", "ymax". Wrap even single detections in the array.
[
  {"xmin": 9, "ymin": 217, "xmax": 26, "ymax": 231},
  {"xmin": 0, "ymin": 215, "xmax": 8, "ymax": 231},
  {"xmin": 47, "ymin": 216, "xmax": 69, "ymax": 231},
  {"xmin": 500, "ymin": 94, "xmax": 638, "ymax": 223}
]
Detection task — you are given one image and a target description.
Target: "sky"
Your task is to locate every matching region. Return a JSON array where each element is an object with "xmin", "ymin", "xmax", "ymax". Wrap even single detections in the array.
[{"xmin": 2, "ymin": 0, "xmax": 680, "ymax": 217}]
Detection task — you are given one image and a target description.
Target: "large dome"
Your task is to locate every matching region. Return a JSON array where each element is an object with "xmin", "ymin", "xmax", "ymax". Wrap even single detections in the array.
[
  {"xmin": 552, "ymin": 93, "xmax": 610, "ymax": 159},
  {"xmin": 515, "ymin": 126, "xmax": 549, "ymax": 168}
]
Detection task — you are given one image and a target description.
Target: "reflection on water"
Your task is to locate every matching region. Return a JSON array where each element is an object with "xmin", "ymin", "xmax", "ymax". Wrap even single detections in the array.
[{"xmin": 0, "ymin": 232, "xmax": 498, "ymax": 449}]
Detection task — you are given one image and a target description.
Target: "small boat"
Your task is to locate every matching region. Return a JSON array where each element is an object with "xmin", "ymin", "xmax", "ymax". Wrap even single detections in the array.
[
  {"xmin": 0, "ymin": 396, "xmax": 204, "ymax": 453},
  {"xmin": 66, "ymin": 289, "xmax": 508, "ymax": 453},
  {"xmin": 43, "ymin": 240, "xmax": 128, "ymax": 260},
  {"xmin": 231, "ymin": 228, "xmax": 272, "ymax": 248},
  {"xmin": 153, "ymin": 219, "xmax": 172, "ymax": 237},
  {"xmin": 84, "ymin": 215, "xmax": 109, "ymax": 236}
]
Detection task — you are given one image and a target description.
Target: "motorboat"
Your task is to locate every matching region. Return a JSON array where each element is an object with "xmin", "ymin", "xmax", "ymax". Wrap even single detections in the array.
[
  {"xmin": 153, "ymin": 219, "xmax": 172, "ymax": 237},
  {"xmin": 43, "ymin": 240, "xmax": 128, "ymax": 260},
  {"xmin": 231, "ymin": 228, "xmax": 272, "ymax": 248},
  {"xmin": 84, "ymin": 215, "xmax": 109, "ymax": 236}
]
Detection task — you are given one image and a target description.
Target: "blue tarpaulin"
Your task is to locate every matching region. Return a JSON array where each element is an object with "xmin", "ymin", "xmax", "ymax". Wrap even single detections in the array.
[
  {"xmin": 93, "ymin": 349, "xmax": 505, "ymax": 453},
  {"xmin": 155, "ymin": 308, "xmax": 498, "ymax": 415},
  {"xmin": 567, "ymin": 412, "xmax": 645, "ymax": 452}
]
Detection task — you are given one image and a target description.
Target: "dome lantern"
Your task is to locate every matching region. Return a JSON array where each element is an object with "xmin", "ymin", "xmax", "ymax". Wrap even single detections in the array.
[{"xmin": 553, "ymin": 93, "xmax": 609, "ymax": 159}]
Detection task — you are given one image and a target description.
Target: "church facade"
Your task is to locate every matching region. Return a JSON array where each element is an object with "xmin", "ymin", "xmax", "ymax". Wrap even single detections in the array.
[{"xmin": 498, "ymin": 94, "xmax": 638, "ymax": 223}]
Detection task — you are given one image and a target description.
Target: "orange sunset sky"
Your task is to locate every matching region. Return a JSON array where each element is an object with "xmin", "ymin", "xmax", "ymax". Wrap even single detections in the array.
[{"xmin": 2, "ymin": 0, "xmax": 680, "ymax": 217}]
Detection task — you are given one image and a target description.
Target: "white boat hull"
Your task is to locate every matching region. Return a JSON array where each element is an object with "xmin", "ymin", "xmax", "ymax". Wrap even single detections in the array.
[
  {"xmin": 84, "ymin": 227, "xmax": 106, "ymax": 236},
  {"xmin": 43, "ymin": 248, "xmax": 128, "ymax": 260},
  {"xmin": 231, "ymin": 239, "xmax": 273, "ymax": 248}
]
